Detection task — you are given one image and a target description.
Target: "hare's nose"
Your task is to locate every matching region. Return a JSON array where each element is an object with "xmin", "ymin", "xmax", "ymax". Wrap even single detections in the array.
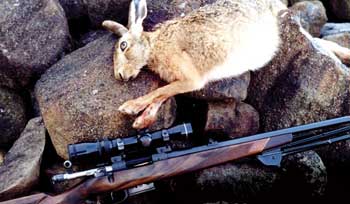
[{"xmin": 118, "ymin": 72, "xmax": 129, "ymax": 81}]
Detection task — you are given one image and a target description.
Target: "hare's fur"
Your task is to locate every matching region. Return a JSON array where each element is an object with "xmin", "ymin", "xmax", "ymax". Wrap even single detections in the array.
[
  {"xmin": 146, "ymin": 0, "xmax": 283, "ymax": 83},
  {"xmin": 103, "ymin": 0, "xmax": 350, "ymax": 129}
]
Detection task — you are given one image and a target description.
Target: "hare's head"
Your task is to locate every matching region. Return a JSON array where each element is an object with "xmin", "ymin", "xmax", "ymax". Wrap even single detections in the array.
[{"xmin": 103, "ymin": 0, "xmax": 149, "ymax": 81}]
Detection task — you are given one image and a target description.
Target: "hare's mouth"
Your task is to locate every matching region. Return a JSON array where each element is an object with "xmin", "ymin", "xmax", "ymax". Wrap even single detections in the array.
[{"xmin": 115, "ymin": 69, "xmax": 139, "ymax": 81}]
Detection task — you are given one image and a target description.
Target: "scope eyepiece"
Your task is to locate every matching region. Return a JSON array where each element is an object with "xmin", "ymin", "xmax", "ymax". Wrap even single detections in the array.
[{"xmin": 68, "ymin": 123, "xmax": 192, "ymax": 164}]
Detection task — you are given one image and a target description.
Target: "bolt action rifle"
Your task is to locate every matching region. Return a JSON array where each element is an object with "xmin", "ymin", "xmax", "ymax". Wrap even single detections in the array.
[{"xmin": 2, "ymin": 117, "xmax": 350, "ymax": 204}]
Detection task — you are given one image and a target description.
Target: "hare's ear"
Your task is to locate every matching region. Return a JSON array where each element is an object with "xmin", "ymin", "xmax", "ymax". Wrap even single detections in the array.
[
  {"xmin": 128, "ymin": 0, "xmax": 148, "ymax": 37},
  {"xmin": 102, "ymin": 20, "xmax": 128, "ymax": 37}
]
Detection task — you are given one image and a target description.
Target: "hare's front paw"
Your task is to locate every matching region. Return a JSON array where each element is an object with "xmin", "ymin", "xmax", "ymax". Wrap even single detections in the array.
[
  {"xmin": 118, "ymin": 99, "xmax": 148, "ymax": 115},
  {"xmin": 133, "ymin": 112, "xmax": 157, "ymax": 129},
  {"xmin": 132, "ymin": 103, "xmax": 160, "ymax": 129}
]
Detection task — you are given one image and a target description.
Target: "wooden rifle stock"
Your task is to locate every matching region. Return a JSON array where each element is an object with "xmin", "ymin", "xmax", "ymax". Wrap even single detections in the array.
[
  {"xmin": 0, "ymin": 193, "xmax": 49, "ymax": 204},
  {"xmin": 0, "ymin": 134, "xmax": 292, "ymax": 204}
]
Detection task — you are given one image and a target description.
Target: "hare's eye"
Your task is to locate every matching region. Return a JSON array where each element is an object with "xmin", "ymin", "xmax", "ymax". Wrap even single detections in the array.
[{"xmin": 120, "ymin": 41, "xmax": 128, "ymax": 51}]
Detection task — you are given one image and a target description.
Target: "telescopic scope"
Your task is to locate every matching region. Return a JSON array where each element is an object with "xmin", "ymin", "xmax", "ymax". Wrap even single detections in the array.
[{"xmin": 68, "ymin": 123, "xmax": 192, "ymax": 164}]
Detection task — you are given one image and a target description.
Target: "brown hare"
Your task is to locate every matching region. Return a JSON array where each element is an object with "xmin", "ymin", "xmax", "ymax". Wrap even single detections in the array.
[{"xmin": 102, "ymin": 0, "xmax": 350, "ymax": 129}]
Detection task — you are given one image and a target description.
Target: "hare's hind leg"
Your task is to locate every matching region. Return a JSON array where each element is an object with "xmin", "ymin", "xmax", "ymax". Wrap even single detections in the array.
[{"xmin": 316, "ymin": 38, "xmax": 350, "ymax": 65}]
